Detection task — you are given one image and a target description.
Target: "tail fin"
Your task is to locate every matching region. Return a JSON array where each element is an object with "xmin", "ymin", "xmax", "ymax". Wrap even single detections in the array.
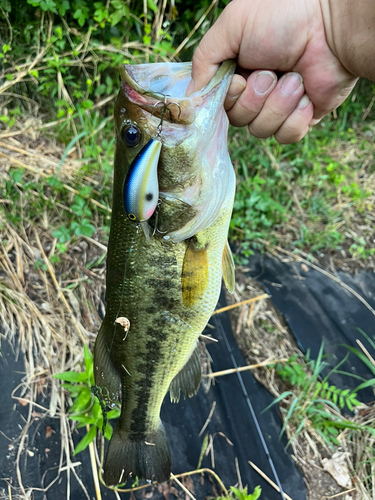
[{"xmin": 103, "ymin": 424, "xmax": 171, "ymax": 486}]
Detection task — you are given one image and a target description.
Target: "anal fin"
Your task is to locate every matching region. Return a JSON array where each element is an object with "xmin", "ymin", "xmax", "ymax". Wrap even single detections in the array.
[
  {"xmin": 222, "ymin": 240, "xmax": 235, "ymax": 293},
  {"xmin": 93, "ymin": 324, "xmax": 121, "ymax": 408},
  {"xmin": 169, "ymin": 345, "xmax": 201, "ymax": 403}
]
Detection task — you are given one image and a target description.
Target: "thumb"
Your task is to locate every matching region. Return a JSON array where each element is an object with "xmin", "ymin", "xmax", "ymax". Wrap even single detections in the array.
[{"xmin": 188, "ymin": 3, "xmax": 242, "ymax": 94}]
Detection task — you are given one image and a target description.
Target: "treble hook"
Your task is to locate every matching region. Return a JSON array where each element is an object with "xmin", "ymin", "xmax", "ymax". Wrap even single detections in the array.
[{"xmin": 151, "ymin": 96, "xmax": 182, "ymax": 137}]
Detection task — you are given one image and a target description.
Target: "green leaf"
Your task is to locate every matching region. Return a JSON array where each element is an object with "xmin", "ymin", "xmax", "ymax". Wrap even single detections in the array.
[
  {"xmin": 197, "ymin": 433, "xmax": 209, "ymax": 469},
  {"xmin": 9, "ymin": 168, "xmax": 24, "ymax": 183},
  {"xmin": 107, "ymin": 408, "xmax": 121, "ymax": 419},
  {"xmin": 104, "ymin": 422, "xmax": 113, "ymax": 440},
  {"xmin": 73, "ymin": 425, "xmax": 97, "ymax": 455},
  {"xmin": 61, "ymin": 383, "xmax": 82, "ymax": 395},
  {"xmin": 53, "ymin": 371, "xmax": 88, "ymax": 383},
  {"xmin": 147, "ymin": 0, "xmax": 158, "ymax": 12},
  {"xmin": 70, "ymin": 387, "xmax": 92, "ymax": 413},
  {"xmin": 83, "ymin": 344, "xmax": 93, "ymax": 380},
  {"xmin": 70, "ymin": 415, "xmax": 93, "ymax": 424},
  {"xmin": 111, "ymin": 8, "xmax": 124, "ymax": 26}
]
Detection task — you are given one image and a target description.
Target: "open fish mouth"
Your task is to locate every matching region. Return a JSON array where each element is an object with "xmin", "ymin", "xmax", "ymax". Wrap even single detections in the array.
[{"xmin": 120, "ymin": 60, "xmax": 235, "ymax": 126}]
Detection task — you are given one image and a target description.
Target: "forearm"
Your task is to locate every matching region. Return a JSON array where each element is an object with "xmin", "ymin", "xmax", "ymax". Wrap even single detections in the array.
[{"xmin": 321, "ymin": 0, "xmax": 375, "ymax": 81}]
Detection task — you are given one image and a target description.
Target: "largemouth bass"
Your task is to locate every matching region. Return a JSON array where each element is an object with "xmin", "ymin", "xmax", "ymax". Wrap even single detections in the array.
[{"xmin": 93, "ymin": 60, "xmax": 236, "ymax": 486}]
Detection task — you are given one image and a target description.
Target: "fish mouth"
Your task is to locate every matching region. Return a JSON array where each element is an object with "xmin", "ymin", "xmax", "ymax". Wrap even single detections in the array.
[{"xmin": 120, "ymin": 60, "xmax": 235, "ymax": 125}]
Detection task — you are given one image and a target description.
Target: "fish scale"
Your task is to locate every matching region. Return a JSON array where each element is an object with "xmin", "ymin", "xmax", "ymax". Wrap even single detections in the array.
[{"xmin": 93, "ymin": 60, "xmax": 236, "ymax": 486}]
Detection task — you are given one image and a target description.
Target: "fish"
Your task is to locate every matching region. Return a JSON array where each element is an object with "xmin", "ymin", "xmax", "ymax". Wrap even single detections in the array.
[{"xmin": 93, "ymin": 59, "xmax": 236, "ymax": 486}]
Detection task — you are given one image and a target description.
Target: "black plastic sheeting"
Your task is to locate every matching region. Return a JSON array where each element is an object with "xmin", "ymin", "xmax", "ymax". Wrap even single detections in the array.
[
  {"xmin": 0, "ymin": 290, "xmax": 306, "ymax": 500},
  {"xmin": 247, "ymin": 253, "xmax": 375, "ymax": 402}
]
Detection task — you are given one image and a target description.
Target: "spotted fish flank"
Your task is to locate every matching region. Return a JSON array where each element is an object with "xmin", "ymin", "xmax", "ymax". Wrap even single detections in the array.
[{"xmin": 93, "ymin": 60, "xmax": 236, "ymax": 486}]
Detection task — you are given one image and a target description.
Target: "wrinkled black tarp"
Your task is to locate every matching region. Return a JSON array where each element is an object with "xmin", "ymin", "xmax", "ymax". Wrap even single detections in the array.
[{"xmin": 247, "ymin": 253, "xmax": 375, "ymax": 402}]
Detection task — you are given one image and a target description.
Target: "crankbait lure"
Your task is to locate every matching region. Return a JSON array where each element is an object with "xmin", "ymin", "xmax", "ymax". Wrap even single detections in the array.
[
  {"xmin": 123, "ymin": 138, "xmax": 161, "ymax": 223},
  {"xmin": 122, "ymin": 97, "xmax": 181, "ymax": 231}
]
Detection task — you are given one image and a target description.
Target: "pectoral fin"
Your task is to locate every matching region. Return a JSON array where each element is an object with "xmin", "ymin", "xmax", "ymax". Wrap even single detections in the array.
[
  {"xmin": 181, "ymin": 238, "xmax": 208, "ymax": 307},
  {"xmin": 169, "ymin": 345, "xmax": 201, "ymax": 403},
  {"xmin": 222, "ymin": 240, "xmax": 235, "ymax": 293}
]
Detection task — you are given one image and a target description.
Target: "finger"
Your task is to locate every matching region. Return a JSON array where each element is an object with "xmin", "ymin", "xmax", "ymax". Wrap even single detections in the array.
[
  {"xmin": 226, "ymin": 70, "xmax": 277, "ymax": 126},
  {"xmin": 248, "ymin": 72, "xmax": 304, "ymax": 138},
  {"xmin": 224, "ymin": 74, "xmax": 247, "ymax": 111},
  {"xmin": 190, "ymin": 2, "xmax": 244, "ymax": 93},
  {"xmin": 273, "ymin": 94, "xmax": 314, "ymax": 144},
  {"xmin": 309, "ymin": 117, "xmax": 322, "ymax": 126}
]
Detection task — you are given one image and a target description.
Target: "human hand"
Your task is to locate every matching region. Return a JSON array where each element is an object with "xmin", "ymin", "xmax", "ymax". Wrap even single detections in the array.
[{"xmin": 188, "ymin": 0, "xmax": 358, "ymax": 144}]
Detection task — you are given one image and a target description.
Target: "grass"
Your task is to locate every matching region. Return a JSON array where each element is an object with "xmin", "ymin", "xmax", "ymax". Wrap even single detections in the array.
[{"xmin": 229, "ymin": 80, "xmax": 375, "ymax": 268}]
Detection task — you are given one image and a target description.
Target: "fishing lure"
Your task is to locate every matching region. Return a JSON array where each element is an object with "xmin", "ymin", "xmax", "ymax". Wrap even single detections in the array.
[
  {"xmin": 123, "ymin": 137, "xmax": 161, "ymax": 224},
  {"xmin": 122, "ymin": 97, "xmax": 180, "ymax": 233}
]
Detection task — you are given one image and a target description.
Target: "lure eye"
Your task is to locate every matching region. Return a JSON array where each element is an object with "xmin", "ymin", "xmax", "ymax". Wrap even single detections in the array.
[{"xmin": 122, "ymin": 124, "xmax": 141, "ymax": 147}]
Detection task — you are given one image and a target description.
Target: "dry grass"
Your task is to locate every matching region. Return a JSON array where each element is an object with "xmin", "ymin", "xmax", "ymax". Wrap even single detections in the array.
[{"xmin": 0, "ymin": 134, "xmax": 107, "ymax": 499}]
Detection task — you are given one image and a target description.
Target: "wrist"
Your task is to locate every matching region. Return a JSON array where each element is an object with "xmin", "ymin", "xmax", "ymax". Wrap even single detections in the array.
[{"xmin": 320, "ymin": 0, "xmax": 375, "ymax": 80}]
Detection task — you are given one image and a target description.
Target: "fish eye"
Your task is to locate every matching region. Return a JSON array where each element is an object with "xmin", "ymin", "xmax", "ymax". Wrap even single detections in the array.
[{"xmin": 121, "ymin": 124, "xmax": 141, "ymax": 147}]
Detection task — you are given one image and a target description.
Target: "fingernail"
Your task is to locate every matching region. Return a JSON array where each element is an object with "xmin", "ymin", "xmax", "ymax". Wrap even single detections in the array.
[
  {"xmin": 254, "ymin": 71, "xmax": 275, "ymax": 95},
  {"xmin": 185, "ymin": 78, "xmax": 194, "ymax": 96},
  {"xmin": 281, "ymin": 73, "xmax": 303, "ymax": 96},
  {"xmin": 298, "ymin": 94, "xmax": 310, "ymax": 109},
  {"xmin": 227, "ymin": 76, "xmax": 246, "ymax": 99}
]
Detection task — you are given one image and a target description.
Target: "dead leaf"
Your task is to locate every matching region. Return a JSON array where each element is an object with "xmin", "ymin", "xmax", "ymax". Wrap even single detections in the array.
[
  {"xmin": 18, "ymin": 398, "xmax": 30, "ymax": 407},
  {"xmin": 158, "ymin": 482, "xmax": 178, "ymax": 499},
  {"xmin": 322, "ymin": 452, "xmax": 352, "ymax": 489},
  {"xmin": 45, "ymin": 426, "xmax": 54, "ymax": 438}
]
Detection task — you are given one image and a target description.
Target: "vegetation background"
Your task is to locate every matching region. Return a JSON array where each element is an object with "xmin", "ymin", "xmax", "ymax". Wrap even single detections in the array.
[
  {"xmin": 1, "ymin": 0, "xmax": 375, "ymax": 267},
  {"xmin": 1, "ymin": 1, "xmax": 375, "ymax": 499}
]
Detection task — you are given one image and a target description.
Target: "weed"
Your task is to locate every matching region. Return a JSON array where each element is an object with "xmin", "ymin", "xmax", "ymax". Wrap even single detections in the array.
[
  {"xmin": 216, "ymin": 485, "xmax": 262, "ymax": 500},
  {"xmin": 264, "ymin": 345, "xmax": 375, "ymax": 448},
  {"xmin": 228, "ymin": 81, "xmax": 375, "ymax": 264},
  {"xmin": 53, "ymin": 345, "xmax": 120, "ymax": 455}
]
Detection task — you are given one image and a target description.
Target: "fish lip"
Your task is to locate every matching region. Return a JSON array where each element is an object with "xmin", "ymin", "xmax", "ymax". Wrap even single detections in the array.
[
  {"xmin": 119, "ymin": 60, "xmax": 236, "ymax": 125},
  {"xmin": 120, "ymin": 60, "xmax": 235, "ymax": 101}
]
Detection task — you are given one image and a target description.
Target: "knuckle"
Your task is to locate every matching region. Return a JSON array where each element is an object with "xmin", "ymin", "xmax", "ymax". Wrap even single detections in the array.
[
  {"xmin": 192, "ymin": 44, "xmax": 206, "ymax": 66},
  {"xmin": 248, "ymin": 122, "xmax": 269, "ymax": 139},
  {"xmin": 275, "ymin": 125, "xmax": 307, "ymax": 144},
  {"xmin": 228, "ymin": 101, "xmax": 259, "ymax": 128}
]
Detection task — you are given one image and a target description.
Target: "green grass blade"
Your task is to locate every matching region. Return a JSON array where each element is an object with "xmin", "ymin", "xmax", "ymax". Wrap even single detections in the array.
[
  {"xmin": 280, "ymin": 396, "xmax": 299, "ymax": 438},
  {"xmin": 56, "ymin": 131, "xmax": 88, "ymax": 174},
  {"xmin": 261, "ymin": 391, "xmax": 293, "ymax": 413}
]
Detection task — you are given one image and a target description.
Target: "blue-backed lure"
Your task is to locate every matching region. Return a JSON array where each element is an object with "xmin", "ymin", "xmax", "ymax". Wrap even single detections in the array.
[
  {"xmin": 123, "ymin": 137, "xmax": 161, "ymax": 223},
  {"xmin": 122, "ymin": 98, "xmax": 181, "ymax": 236}
]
